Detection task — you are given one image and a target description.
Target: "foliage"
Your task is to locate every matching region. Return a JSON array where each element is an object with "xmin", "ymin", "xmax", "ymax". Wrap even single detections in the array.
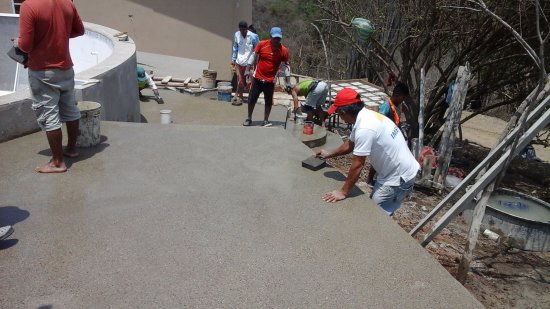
[{"xmin": 253, "ymin": 0, "xmax": 550, "ymax": 142}]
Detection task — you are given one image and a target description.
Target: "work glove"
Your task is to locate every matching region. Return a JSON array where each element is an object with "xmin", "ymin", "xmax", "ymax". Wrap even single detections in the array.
[{"xmin": 153, "ymin": 90, "xmax": 164, "ymax": 104}]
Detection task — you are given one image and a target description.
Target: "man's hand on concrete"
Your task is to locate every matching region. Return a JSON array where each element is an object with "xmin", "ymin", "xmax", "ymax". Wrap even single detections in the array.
[
  {"xmin": 322, "ymin": 190, "xmax": 346, "ymax": 203},
  {"xmin": 316, "ymin": 149, "xmax": 330, "ymax": 159}
]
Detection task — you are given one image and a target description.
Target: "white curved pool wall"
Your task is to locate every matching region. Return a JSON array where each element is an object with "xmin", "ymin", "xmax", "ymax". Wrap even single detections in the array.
[
  {"xmin": 71, "ymin": 29, "xmax": 114, "ymax": 73},
  {"xmin": 0, "ymin": 16, "xmax": 140, "ymax": 142}
]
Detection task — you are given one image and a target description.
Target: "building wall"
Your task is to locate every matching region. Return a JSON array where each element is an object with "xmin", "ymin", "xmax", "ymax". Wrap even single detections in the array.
[
  {"xmin": 0, "ymin": 1, "xmax": 13, "ymax": 13},
  {"xmin": 73, "ymin": 0, "xmax": 252, "ymax": 81}
]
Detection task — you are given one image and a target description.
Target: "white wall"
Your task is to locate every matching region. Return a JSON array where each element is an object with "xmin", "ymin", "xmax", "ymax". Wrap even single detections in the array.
[{"xmin": 71, "ymin": 29, "xmax": 114, "ymax": 73}]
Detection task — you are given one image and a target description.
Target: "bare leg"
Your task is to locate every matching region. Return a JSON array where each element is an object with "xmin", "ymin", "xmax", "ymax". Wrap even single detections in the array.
[
  {"xmin": 247, "ymin": 99, "xmax": 256, "ymax": 119},
  {"xmin": 306, "ymin": 110, "xmax": 315, "ymax": 122},
  {"xmin": 64, "ymin": 119, "xmax": 79, "ymax": 158},
  {"xmin": 36, "ymin": 128, "xmax": 67, "ymax": 173},
  {"xmin": 317, "ymin": 106, "xmax": 327, "ymax": 126},
  {"xmin": 263, "ymin": 84, "xmax": 274, "ymax": 121}
]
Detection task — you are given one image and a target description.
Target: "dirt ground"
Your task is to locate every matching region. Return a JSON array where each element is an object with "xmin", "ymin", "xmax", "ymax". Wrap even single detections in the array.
[{"xmin": 324, "ymin": 113, "xmax": 550, "ymax": 309}]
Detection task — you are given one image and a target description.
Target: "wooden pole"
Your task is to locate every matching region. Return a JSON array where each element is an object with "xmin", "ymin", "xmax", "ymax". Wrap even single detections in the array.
[
  {"xmin": 418, "ymin": 68, "xmax": 425, "ymax": 159},
  {"xmin": 410, "ymin": 90, "xmax": 550, "ymax": 237},
  {"xmin": 456, "ymin": 182, "xmax": 495, "ymax": 283},
  {"xmin": 419, "ymin": 106, "xmax": 550, "ymax": 246},
  {"xmin": 456, "ymin": 76, "xmax": 548, "ymax": 284},
  {"xmin": 433, "ymin": 64, "xmax": 471, "ymax": 185}
]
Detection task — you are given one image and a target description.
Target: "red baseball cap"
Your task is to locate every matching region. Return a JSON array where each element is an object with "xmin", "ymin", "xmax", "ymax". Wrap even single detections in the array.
[{"xmin": 327, "ymin": 88, "xmax": 362, "ymax": 114}]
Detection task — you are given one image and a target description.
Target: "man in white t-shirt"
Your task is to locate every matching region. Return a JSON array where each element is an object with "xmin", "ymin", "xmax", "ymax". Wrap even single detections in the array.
[
  {"xmin": 316, "ymin": 88, "xmax": 420, "ymax": 215},
  {"xmin": 231, "ymin": 20, "xmax": 259, "ymax": 105}
]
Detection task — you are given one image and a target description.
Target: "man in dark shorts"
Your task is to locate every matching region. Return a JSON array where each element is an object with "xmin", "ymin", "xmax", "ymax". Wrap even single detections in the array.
[{"xmin": 243, "ymin": 27, "xmax": 291, "ymax": 127}]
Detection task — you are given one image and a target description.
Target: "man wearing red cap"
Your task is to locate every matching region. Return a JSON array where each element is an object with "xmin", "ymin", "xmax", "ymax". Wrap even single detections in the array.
[{"xmin": 317, "ymin": 88, "xmax": 420, "ymax": 215}]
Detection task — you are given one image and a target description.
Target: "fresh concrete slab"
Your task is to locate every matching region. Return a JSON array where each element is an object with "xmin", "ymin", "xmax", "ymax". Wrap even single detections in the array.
[
  {"xmin": 138, "ymin": 88, "xmax": 289, "ymax": 128},
  {"xmin": 0, "ymin": 90, "xmax": 482, "ymax": 308},
  {"xmin": 0, "ymin": 122, "xmax": 481, "ymax": 308}
]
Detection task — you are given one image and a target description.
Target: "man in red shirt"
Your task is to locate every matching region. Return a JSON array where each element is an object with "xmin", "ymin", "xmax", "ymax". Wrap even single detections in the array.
[
  {"xmin": 16, "ymin": 0, "xmax": 85, "ymax": 173},
  {"xmin": 243, "ymin": 27, "xmax": 291, "ymax": 127}
]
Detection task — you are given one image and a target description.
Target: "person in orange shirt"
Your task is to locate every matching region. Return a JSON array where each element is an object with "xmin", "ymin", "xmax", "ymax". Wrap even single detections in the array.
[
  {"xmin": 369, "ymin": 82, "xmax": 410, "ymax": 189},
  {"xmin": 243, "ymin": 27, "xmax": 291, "ymax": 127},
  {"xmin": 378, "ymin": 82, "xmax": 409, "ymax": 127},
  {"xmin": 16, "ymin": 0, "xmax": 84, "ymax": 173}
]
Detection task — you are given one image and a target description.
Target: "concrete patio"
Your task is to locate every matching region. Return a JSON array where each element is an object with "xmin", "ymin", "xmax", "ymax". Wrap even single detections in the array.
[{"xmin": 0, "ymin": 90, "xmax": 482, "ymax": 308}]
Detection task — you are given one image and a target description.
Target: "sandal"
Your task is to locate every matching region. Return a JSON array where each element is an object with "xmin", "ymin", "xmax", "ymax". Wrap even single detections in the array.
[
  {"xmin": 243, "ymin": 118, "xmax": 252, "ymax": 126},
  {"xmin": 232, "ymin": 97, "xmax": 243, "ymax": 106},
  {"xmin": 262, "ymin": 120, "xmax": 272, "ymax": 127}
]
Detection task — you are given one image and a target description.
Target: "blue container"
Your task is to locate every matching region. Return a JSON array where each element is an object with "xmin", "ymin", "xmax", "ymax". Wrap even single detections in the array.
[
  {"xmin": 218, "ymin": 92, "xmax": 232, "ymax": 102},
  {"xmin": 217, "ymin": 86, "xmax": 232, "ymax": 102}
]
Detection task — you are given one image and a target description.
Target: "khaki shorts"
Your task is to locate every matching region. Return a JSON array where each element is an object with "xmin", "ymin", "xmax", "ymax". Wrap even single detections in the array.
[{"xmin": 29, "ymin": 68, "xmax": 80, "ymax": 131}]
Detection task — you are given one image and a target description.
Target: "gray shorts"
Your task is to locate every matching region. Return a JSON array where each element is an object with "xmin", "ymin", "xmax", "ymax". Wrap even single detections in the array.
[
  {"xmin": 29, "ymin": 68, "xmax": 81, "ymax": 131},
  {"xmin": 304, "ymin": 81, "xmax": 329, "ymax": 108}
]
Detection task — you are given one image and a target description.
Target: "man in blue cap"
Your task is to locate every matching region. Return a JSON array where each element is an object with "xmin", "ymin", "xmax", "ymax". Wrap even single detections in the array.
[{"xmin": 243, "ymin": 26, "xmax": 291, "ymax": 127}]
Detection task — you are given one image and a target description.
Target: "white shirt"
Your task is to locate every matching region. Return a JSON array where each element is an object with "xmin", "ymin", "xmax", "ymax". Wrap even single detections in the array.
[
  {"xmin": 232, "ymin": 30, "xmax": 259, "ymax": 66},
  {"xmin": 350, "ymin": 108, "xmax": 420, "ymax": 186}
]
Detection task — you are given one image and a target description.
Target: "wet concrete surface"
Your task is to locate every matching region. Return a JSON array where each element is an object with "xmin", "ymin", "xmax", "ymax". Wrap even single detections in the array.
[{"xmin": 0, "ymin": 91, "xmax": 483, "ymax": 308}]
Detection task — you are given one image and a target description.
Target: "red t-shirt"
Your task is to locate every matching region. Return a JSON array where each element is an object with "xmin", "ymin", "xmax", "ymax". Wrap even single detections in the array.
[
  {"xmin": 253, "ymin": 39, "xmax": 289, "ymax": 83},
  {"xmin": 18, "ymin": 0, "xmax": 85, "ymax": 70}
]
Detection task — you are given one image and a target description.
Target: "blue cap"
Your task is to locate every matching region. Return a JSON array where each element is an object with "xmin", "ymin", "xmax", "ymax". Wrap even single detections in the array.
[
  {"xmin": 137, "ymin": 66, "xmax": 147, "ymax": 81},
  {"xmin": 270, "ymin": 27, "xmax": 282, "ymax": 38}
]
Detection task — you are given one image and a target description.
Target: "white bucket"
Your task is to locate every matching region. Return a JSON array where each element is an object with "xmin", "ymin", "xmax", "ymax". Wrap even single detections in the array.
[
  {"xmin": 160, "ymin": 110, "xmax": 172, "ymax": 124},
  {"xmin": 76, "ymin": 101, "xmax": 101, "ymax": 147},
  {"xmin": 217, "ymin": 81, "xmax": 231, "ymax": 88},
  {"xmin": 202, "ymin": 70, "xmax": 217, "ymax": 89},
  {"xmin": 296, "ymin": 113, "xmax": 307, "ymax": 125}
]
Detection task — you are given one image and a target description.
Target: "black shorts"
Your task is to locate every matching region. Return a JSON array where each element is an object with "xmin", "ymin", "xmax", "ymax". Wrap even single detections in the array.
[
  {"xmin": 302, "ymin": 105, "xmax": 315, "ymax": 112},
  {"xmin": 248, "ymin": 78, "xmax": 275, "ymax": 106}
]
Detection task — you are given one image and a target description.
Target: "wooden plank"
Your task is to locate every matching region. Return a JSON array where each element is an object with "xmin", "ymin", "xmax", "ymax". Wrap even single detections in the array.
[
  {"xmin": 155, "ymin": 81, "xmax": 185, "ymax": 87},
  {"xmin": 169, "ymin": 77, "xmax": 188, "ymax": 83},
  {"xmin": 161, "ymin": 76, "xmax": 172, "ymax": 84},
  {"xmin": 409, "ymin": 94, "xmax": 550, "ymax": 236},
  {"xmin": 456, "ymin": 182, "xmax": 495, "ymax": 283},
  {"xmin": 420, "ymin": 156, "xmax": 433, "ymax": 180},
  {"xmin": 183, "ymin": 77, "xmax": 192, "ymax": 85},
  {"xmin": 419, "ymin": 106, "xmax": 550, "ymax": 246}
]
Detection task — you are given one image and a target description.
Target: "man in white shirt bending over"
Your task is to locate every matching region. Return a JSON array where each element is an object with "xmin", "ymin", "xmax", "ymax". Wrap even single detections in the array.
[
  {"xmin": 231, "ymin": 20, "xmax": 259, "ymax": 106},
  {"xmin": 316, "ymin": 88, "xmax": 420, "ymax": 216}
]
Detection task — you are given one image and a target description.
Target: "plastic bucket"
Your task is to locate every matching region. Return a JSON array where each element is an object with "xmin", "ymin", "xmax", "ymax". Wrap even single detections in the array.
[
  {"xmin": 303, "ymin": 121, "xmax": 314, "ymax": 135},
  {"xmin": 76, "ymin": 101, "xmax": 101, "ymax": 147},
  {"xmin": 217, "ymin": 86, "xmax": 232, "ymax": 102},
  {"xmin": 160, "ymin": 110, "xmax": 172, "ymax": 124},
  {"xmin": 217, "ymin": 81, "xmax": 231, "ymax": 87},
  {"xmin": 201, "ymin": 70, "xmax": 217, "ymax": 89},
  {"xmin": 296, "ymin": 114, "xmax": 307, "ymax": 125}
]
